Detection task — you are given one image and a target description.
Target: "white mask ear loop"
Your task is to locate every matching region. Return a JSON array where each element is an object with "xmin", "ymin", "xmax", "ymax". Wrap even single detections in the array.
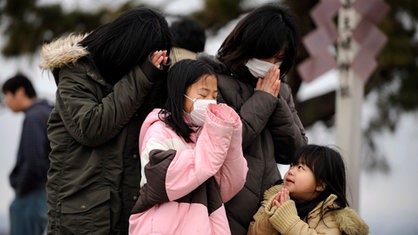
[{"xmin": 184, "ymin": 94, "xmax": 196, "ymax": 102}]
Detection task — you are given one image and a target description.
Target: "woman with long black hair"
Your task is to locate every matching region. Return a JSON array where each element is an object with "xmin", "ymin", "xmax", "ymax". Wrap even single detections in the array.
[
  {"xmin": 40, "ymin": 7, "xmax": 172, "ymax": 234},
  {"xmin": 199, "ymin": 4, "xmax": 308, "ymax": 234}
]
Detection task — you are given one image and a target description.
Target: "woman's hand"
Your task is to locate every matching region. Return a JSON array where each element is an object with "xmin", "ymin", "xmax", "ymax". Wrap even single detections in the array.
[
  {"xmin": 150, "ymin": 50, "xmax": 168, "ymax": 69},
  {"xmin": 255, "ymin": 66, "xmax": 280, "ymax": 97},
  {"xmin": 272, "ymin": 187, "xmax": 290, "ymax": 208}
]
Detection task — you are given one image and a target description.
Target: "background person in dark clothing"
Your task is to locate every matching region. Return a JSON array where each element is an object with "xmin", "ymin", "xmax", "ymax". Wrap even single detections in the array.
[
  {"xmin": 169, "ymin": 17, "xmax": 206, "ymax": 64},
  {"xmin": 2, "ymin": 73, "xmax": 52, "ymax": 235}
]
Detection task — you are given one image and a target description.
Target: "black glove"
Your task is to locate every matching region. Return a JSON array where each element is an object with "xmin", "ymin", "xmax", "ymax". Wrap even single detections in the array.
[{"xmin": 140, "ymin": 55, "xmax": 171, "ymax": 82}]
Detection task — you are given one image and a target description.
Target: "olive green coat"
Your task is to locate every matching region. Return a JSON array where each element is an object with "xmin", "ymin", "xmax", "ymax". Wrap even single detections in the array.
[{"xmin": 40, "ymin": 34, "xmax": 161, "ymax": 234}]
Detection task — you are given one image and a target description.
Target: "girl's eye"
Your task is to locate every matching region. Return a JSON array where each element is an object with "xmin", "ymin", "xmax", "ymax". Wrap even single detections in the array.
[
  {"xmin": 298, "ymin": 165, "xmax": 303, "ymax": 170},
  {"xmin": 199, "ymin": 92, "xmax": 210, "ymax": 98}
]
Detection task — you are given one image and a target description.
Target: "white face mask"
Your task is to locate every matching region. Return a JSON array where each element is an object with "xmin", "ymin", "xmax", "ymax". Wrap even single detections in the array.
[
  {"xmin": 245, "ymin": 58, "xmax": 282, "ymax": 78},
  {"xmin": 184, "ymin": 95, "xmax": 217, "ymax": 126}
]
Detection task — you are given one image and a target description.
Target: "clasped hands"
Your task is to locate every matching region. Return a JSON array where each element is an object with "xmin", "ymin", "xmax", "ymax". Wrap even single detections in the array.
[
  {"xmin": 272, "ymin": 187, "xmax": 290, "ymax": 208},
  {"xmin": 255, "ymin": 66, "xmax": 281, "ymax": 97}
]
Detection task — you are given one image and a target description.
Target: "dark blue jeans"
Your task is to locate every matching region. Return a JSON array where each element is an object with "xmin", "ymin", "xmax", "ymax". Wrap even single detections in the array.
[{"xmin": 9, "ymin": 189, "xmax": 47, "ymax": 235}]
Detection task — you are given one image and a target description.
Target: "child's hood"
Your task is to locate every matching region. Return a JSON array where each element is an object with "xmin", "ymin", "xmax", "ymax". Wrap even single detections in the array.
[
  {"xmin": 333, "ymin": 207, "xmax": 369, "ymax": 235},
  {"xmin": 314, "ymin": 195, "xmax": 369, "ymax": 235}
]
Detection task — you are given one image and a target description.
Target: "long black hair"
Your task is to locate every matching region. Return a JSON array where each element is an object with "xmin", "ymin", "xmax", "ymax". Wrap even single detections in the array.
[
  {"xmin": 80, "ymin": 8, "xmax": 172, "ymax": 84},
  {"xmin": 159, "ymin": 59, "xmax": 216, "ymax": 143},
  {"xmin": 293, "ymin": 144, "xmax": 348, "ymax": 221},
  {"xmin": 217, "ymin": 3, "xmax": 297, "ymax": 79}
]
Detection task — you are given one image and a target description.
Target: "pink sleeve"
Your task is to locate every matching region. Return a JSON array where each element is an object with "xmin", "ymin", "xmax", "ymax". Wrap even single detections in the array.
[
  {"xmin": 165, "ymin": 104, "xmax": 247, "ymax": 201},
  {"xmin": 165, "ymin": 105, "xmax": 235, "ymax": 200},
  {"xmin": 216, "ymin": 125, "xmax": 247, "ymax": 202},
  {"xmin": 211, "ymin": 104, "xmax": 248, "ymax": 201}
]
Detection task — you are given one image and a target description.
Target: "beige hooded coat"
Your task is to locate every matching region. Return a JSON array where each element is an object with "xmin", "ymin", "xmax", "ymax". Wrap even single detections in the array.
[{"xmin": 248, "ymin": 185, "xmax": 369, "ymax": 235}]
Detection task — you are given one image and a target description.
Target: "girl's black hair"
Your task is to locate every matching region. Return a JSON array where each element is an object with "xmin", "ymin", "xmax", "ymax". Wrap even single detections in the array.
[
  {"xmin": 80, "ymin": 8, "xmax": 172, "ymax": 84},
  {"xmin": 159, "ymin": 59, "xmax": 216, "ymax": 143},
  {"xmin": 292, "ymin": 144, "xmax": 348, "ymax": 221},
  {"xmin": 217, "ymin": 3, "xmax": 297, "ymax": 79}
]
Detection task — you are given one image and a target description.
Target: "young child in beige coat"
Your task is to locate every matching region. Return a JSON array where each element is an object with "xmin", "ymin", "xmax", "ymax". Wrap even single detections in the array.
[{"xmin": 248, "ymin": 144, "xmax": 369, "ymax": 235}]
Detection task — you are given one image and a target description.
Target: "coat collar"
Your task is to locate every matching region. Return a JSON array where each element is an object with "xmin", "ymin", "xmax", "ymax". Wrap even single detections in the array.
[
  {"xmin": 40, "ymin": 33, "xmax": 89, "ymax": 71},
  {"xmin": 39, "ymin": 33, "xmax": 111, "ymax": 87}
]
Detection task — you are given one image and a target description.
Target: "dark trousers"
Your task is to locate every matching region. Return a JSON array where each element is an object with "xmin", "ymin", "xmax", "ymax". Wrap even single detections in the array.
[{"xmin": 10, "ymin": 189, "xmax": 47, "ymax": 235}]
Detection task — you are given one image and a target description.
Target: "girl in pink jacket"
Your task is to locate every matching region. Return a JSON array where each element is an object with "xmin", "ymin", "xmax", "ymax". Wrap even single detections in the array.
[{"xmin": 129, "ymin": 59, "xmax": 248, "ymax": 235}]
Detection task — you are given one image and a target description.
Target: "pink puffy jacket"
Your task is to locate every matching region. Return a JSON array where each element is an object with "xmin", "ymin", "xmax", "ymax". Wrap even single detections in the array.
[{"xmin": 129, "ymin": 104, "xmax": 248, "ymax": 235}]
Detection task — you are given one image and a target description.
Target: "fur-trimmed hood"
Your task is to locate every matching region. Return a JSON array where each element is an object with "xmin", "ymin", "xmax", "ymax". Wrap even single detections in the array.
[
  {"xmin": 333, "ymin": 206, "xmax": 369, "ymax": 235},
  {"xmin": 39, "ymin": 34, "xmax": 89, "ymax": 70}
]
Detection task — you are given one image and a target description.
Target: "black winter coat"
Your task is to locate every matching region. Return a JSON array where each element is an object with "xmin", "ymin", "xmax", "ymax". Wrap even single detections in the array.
[{"xmin": 199, "ymin": 54, "xmax": 308, "ymax": 235}]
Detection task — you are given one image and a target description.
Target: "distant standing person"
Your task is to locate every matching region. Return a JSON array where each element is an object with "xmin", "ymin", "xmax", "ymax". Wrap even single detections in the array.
[
  {"xmin": 198, "ymin": 3, "xmax": 308, "ymax": 234},
  {"xmin": 2, "ymin": 73, "xmax": 52, "ymax": 235},
  {"xmin": 39, "ymin": 7, "xmax": 172, "ymax": 234},
  {"xmin": 170, "ymin": 17, "xmax": 206, "ymax": 64}
]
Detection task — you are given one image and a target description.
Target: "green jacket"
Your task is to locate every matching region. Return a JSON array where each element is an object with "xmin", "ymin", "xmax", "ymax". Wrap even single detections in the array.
[{"xmin": 40, "ymin": 34, "xmax": 165, "ymax": 234}]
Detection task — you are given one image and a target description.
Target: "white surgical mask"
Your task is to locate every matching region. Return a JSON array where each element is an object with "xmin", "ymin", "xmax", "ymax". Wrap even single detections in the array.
[
  {"xmin": 184, "ymin": 95, "xmax": 217, "ymax": 126},
  {"xmin": 245, "ymin": 58, "xmax": 282, "ymax": 78}
]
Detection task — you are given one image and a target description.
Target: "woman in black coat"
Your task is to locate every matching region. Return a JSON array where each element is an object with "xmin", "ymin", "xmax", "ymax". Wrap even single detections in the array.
[{"xmin": 199, "ymin": 3, "xmax": 308, "ymax": 234}]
